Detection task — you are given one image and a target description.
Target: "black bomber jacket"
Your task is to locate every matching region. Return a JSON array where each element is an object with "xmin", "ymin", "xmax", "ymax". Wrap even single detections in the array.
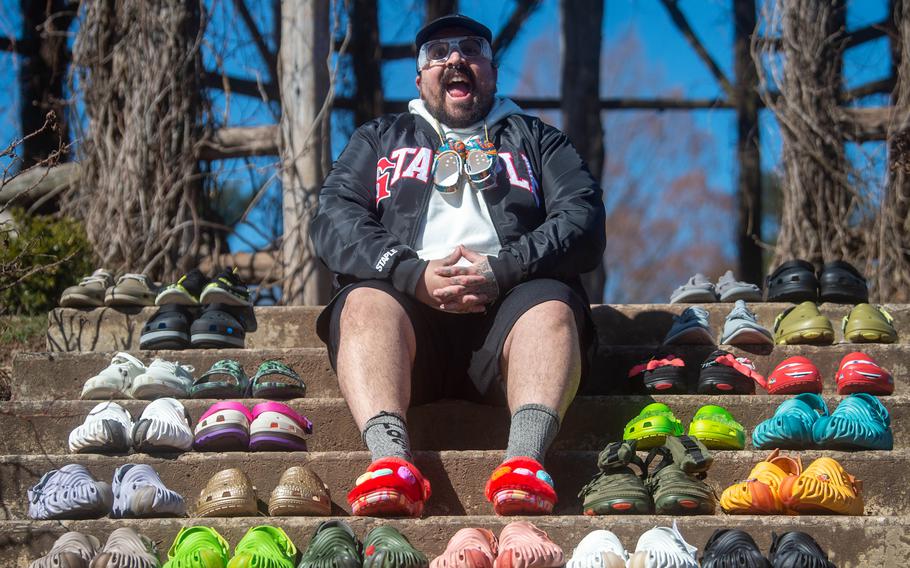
[{"xmin": 310, "ymin": 111, "xmax": 606, "ymax": 298}]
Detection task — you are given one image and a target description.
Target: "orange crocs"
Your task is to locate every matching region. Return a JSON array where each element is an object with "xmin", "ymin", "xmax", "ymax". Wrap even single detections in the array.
[
  {"xmin": 485, "ymin": 457, "xmax": 557, "ymax": 516},
  {"xmin": 719, "ymin": 449, "xmax": 802, "ymax": 515},
  {"xmin": 494, "ymin": 521, "xmax": 564, "ymax": 568},
  {"xmin": 347, "ymin": 457, "xmax": 431, "ymax": 517},
  {"xmin": 779, "ymin": 457, "xmax": 864, "ymax": 515}
]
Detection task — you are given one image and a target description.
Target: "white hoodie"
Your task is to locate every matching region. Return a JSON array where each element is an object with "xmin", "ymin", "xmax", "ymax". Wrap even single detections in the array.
[{"xmin": 408, "ymin": 96, "xmax": 522, "ymax": 265}]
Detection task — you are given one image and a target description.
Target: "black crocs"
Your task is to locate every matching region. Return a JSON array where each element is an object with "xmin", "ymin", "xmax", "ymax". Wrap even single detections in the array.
[
  {"xmin": 769, "ymin": 532, "xmax": 835, "ymax": 568},
  {"xmin": 700, "ymin": 529, "xmax": 770, "ymax": 568},
  {"xmin": 765, "ymin": 260, "xmax": 818, "ymax": 302},
  {"xmin": 818, "ymin": 260, "xmax": 869, "ymax": 304},
  {"xmin": 139, "ymin": 305, "xmax": 193, "ymax": 350},
  {"xmin": 190, "ymin": 303, "xmax": 256, "ymax": 349}
]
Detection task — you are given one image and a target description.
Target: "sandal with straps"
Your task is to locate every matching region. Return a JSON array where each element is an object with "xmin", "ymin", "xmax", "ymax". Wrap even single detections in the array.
[
  {"xmin": 579, "ymin": 440, "xmax": 652, "ymax": 515},
  {"xmin": 191, "ymin": 359, "xmax": 249, "ymax": 399},
  {"xmin": 644, "ymin": 435, "xmax": 716, "ymax": 515},
  {"xmin": 251, "ymin": 360, "xmax": 307, "ymax": 400}
]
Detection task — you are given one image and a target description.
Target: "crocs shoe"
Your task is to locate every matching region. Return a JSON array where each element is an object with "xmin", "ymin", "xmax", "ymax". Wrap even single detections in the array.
[
  {"xmin": 348, "ymin": 457, "xmax": 431, "ymax": 517},
  {"xmin": 627, "ymin": 354, "xmax": 687, "ymax": 394},
  {"xmin": 716, "ymin": 270, "xmax": 763, "ymax": 302},
  {"xmin": 765, "ymin": 260, "xmax": 818, "ymax": 303},
  {"xmin": 485, "ymin": 457, "xmax": 557, "ymax": 516},
  {"xmin": 28, "ymin": 464, "xmax": 113, "ymax": 520},
  {"xmin": 566, "ymin": 530, "xmax": 628, "ymax": 568},
  {"xmin": 191, "ymin": 304, "xmax": 249, "ymax": 348},
  {"xmin": 763, "ymin": 356, "xmax": 823, "ymax": 395},
  {"xmin": 627, "ymin": 522, "xmax": 698, "ymax": 568},
  {"xmin": 768, "ymin": 532, "xmax": 835, "ymax": 568},
  {"xmin": 92, "ymin": 527, "xmax": 160, "ymax": 568},
  {"xmin": 669, "ymin": 274, "xmax": 717, "ymax": 304},
  {"xmin": 720, "ymin": 300, "xmax": 773, "ymax": 345},
  {"xmin": 249, "ymin": 402, "xmax": 313, "ymax": 451},
  {"xmin": 69, "ymin": 401, "xmax": 133, "ymax": 454},
  {"xmin": 836, "ymin": 351, "xmax": 894, "ymax": 395},
  {"xmin": 250, "ymin": 360, "xmax": 307, "ymax": 400},
  {"xmin": 132, "ymin": 398, "xmax": 194, "ymax": 453},
  {"xmin": 779, "ymin": 456, "xmax": 864, "ymax": 515},
  {"xmin": 687, "ymin": 405, "xmax": 745, "ymax": 450},
  {"xmin": 699, "ymin": 530, "xmax": 769, "ymax": 568},
  {"xmin": 579, "ymin": 440, "xmax": 652, "ymax": 515},
  {"xmin": 163, "ymin": 526, "xmax": 230, "ymax": 568},
  {"xmin": 818, "ymin": 260, "xmax": 869, "ymax": 304},
  {"xmin": 194, "ymin": 402, "xmax": 254, "ymax": 451},
  {"xmin": 140, "ymin": 305, "xmax": 194, "ymax": 350},
  {"xmin": 623, "ymin": 403, "xmax": 684, "ymax": 449},
  {"xmin": 752, "ymin": 393, "xmax": 828, "ymax": 450},
  {"xmin": 80, "ymin": 352, "xmax": 146, "ymax": 399},
  {"xmin": 60, "ymin": 268, "xmax": 115, "ymax": 308},
  {"xmin": 157, "ymin": 269, "xmax": 208, "ymax": 306},
  {"xmin": 200, "ymin": 268, "xmax": 252, "ymax": 306},
  {"xmin": 494, "ymin": 521, "xmax": 564, "ymax": 568},
  {"xmin": 30, "ymin": 531, "xmax": 101, "ymax": 568},
  {"xmin": 431, "ymin": 528, "xmax": 497, "ymax": 568},
  {"xmin": 195, "ymin": 468, "xmax": 258, "ymax": 518},
  {"xmin": 719, "ymin": 449, "xmax": 802, "ymax": 514},
  {"xmin": 192, "ymin": 360, "xmax": 249, "ymax": 399},
  {"xmin": 812, "ymin": 393, "xmax": 893, "ymax": 450},
  {"xmin": 111, "ymin": 463, "xmax": 185, "ymax": 518},
  {"xmin": 363, "ymin": 526, "xmax": 427, "ymax": 568},
  {"xmin": 130, "ymin": 359, "xmax": 195, "ymax": 399},
  {"xmin": 697, "ymin": 349, "xmax": 762, "ymax": 394},
  {"xmin": 296, "ymin": 520, "xmax": 361, "ymax": 568},
  {"xmin": 842, "ymin": 303, "xmax": 897, "ymax": 343},
  {"xmin": 228, "ymin": 526, "xmax": 297, "ymax": 568},
  {"xmin": 268, "ymin": 466, "xmax": 331, "ymax": 516},
  {"xmin": 644, "ymin": 435, "xmax": 716, "ymax": 515},
  {"xmin": 773, "ymin": 302, "xmax": 834, "ymax": 345},
  {"xmin": 663, "ymin": 307, "xmax": 714, "ymax": 345},
  {"xmin": 105, "ymin": 273, "xmax": 157, "ymax": 307}
]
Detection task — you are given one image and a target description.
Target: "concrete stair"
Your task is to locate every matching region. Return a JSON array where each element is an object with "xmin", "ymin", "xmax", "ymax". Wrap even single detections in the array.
[{"xmin": 5, "ymin": 303, "xmax": 908, "ymax": 566}]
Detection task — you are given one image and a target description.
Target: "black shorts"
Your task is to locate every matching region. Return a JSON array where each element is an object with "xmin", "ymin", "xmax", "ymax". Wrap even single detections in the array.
[{"xmin": 316, "ymin": 278, "xmax": 595, "ymax": 405}]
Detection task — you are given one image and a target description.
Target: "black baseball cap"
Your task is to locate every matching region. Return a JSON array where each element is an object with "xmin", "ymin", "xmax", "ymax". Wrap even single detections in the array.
[{"xmin": 415, "ymin": 14, "xmax": 493, "ymax": 51}]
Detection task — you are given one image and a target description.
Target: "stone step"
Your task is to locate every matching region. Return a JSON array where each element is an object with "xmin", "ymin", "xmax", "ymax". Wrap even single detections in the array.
[
  {"xmin": 0, "ymin": 450, "xmax": 903, "ymax": 520},
  {"xmin": 3, "ymin": 516, "xmax": 905, "ymax": 567},
  {"xmin": 12, "ymin": 343, "xmax": 910, "ymax": 401},
  {"xmin": 46, "ymin": 303, "xmax": 910, "ymax": 352},
  {"xmin": 2, "ymin": 395, "xmax": 907, "ymax": 454}
]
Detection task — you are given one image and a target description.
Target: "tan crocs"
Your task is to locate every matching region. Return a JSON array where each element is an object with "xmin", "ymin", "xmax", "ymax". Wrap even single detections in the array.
[
  {"xmin": 90, "ymin": 528, "xmax": 159, "ymax": 568},
  {"xmin": 30, "ymin": 531, "xmax": 101, "ymax": 568},
  {"xmin": 494, "ymin": 522, "xmax": 564, "ymax": 568},
  {"xmin": 430, "ymin": 528, "xmax": 497, "ymax": 568},
  {"xmin": 268, "ymin": 466, "xmax": 332, "ymax": 516},
  {"xmin": 195, "ymin": 468, "xmax": 258, "ymax": 517}
]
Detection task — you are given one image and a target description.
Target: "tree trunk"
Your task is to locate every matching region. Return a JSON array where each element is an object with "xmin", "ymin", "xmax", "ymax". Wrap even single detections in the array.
[
  {"xmin": 560, "ymin": 0, "xmax": 606, "ymax": 302},
  {"xmin": 351, "ymin": 0, "xmax": 383, "ymax": 127},
  {"xmin": 279, "ymin": 0, "xmax": 333, "ymax": 305}
]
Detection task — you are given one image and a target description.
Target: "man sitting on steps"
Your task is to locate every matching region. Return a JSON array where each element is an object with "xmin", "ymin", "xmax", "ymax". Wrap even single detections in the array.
[{"xmin": 311, "ymin": 13, "xmax": 605, "ymax": 517}]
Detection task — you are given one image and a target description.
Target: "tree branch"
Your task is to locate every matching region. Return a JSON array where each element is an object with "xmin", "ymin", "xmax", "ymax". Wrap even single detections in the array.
[
  {"xmin": 493, "ymin": 0, "xmax": 542, "ymax": 62},
  {"xmin": 658, "ymin": 0, "xmax": 735, "ymax": 98},
  {"xmin": 231, "ymin": 0, "xmax": 278, "ymax": 79},
  {"xmin": 203, "ymin": 71, "xmax": 279, "ymax": 100}
]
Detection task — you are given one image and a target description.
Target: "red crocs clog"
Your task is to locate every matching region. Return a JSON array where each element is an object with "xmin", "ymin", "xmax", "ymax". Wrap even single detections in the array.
[
  {"xmin": 762, "ymin": 356, "xmax": 823, "ymax": 395},
  {"xmin": 484, "ymin": 457, "xmax": 557, "ymax": 516},
  {"xmin": 347, "ymin": 457, "xmax": 431, "ymax": 517},
  {"xmin": 835, "ymin": 352, "xmax": 894, "ymax": 396}
]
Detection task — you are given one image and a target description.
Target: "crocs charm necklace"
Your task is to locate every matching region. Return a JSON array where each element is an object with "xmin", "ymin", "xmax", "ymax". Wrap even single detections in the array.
[
  {"xmin": 464, "ymin": 123, "xmax": 500, "ymax": 192},
  {"xmin": 432, "ymin": 138, "xmax": 466, "ymax": 193}
]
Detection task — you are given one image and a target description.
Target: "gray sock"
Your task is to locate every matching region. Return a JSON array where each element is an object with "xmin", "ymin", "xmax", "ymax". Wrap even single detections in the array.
[
  {"xmin": 504, "ymin": 403, "xmax": 561, "ymax": 463},
  {"xmin": 362, "ymin": 411, "xmax": 412, "ymax": 462}
]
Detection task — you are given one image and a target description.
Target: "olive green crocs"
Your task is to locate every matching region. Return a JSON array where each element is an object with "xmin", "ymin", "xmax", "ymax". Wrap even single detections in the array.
[
  {"xmin": 772, "ymin": 302, "xmax": 834, "ymax": 345},
  {"xmin": 623, "ymin": 403, "xmax": 684, "ymax": 449},
  {"xmin": 164, "ymin": 526, "xmax": 230, "ymax": 568},
  {"xmin": 645, "ymin": 435, "xmax": 717, "ymax": 515},
  {"xmin": 362, "ymin": 526, "xmax": 427, "ymax": 568},
  {"xmin": 228, "ymin": 526, "xmax": 297, "ymax": 568},
  {"xmin": 579, "ymin": 440, "xmax": 653, "ymax": 515},
  {"xmin": 297, "ymin": 521, "xmax": 362, "ymax": 568},
  {"xmin": 687, "ymin": 405, "xmax": 746, "ymax": 450},
  {"xmin": 842, "ymin": 304, "xmax": 898, "ymax": 344}
]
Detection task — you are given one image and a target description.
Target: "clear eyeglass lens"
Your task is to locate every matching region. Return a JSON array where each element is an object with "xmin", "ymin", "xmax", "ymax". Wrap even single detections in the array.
[
  {"xmin": 459, "ymin": 38, "xmax": 483, "ymax": 56},
  {"xmin": 427, "ymin": 41, "xmax": 452, "ymax": 61}
]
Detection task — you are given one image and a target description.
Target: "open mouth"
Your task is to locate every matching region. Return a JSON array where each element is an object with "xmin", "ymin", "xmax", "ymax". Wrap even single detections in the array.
[{"xmin": 444, "ymin": 71, "xmax": 474, "ymax": 100}]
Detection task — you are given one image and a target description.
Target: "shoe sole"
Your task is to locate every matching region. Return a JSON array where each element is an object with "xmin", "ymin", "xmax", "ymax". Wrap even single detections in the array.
[
  {"xmin": 624, "ymin": 432, "xmax": 673, "ymax": 450},
  {"xmin": 199, "ymin": 288, "xmax": 250, "ymax": 306},
  {"xmin": 720, "ymin": 327, "xmax": 773, "ymax": 346},
  {"xmin": 670, "ymin": 290, "xmax": 717, "ymax": 304},
  {"xmin": 249, "ymin": 431, "xmax": 307, "ymax": 451},
  {"xmin": 71, "ymin": 419, "xmax": 131, "ymax": 454},
  {"xmin": 129, "ymin": 377, "xmax": 187, "ymax": 400},
  {"xmin": 155, "ymin": 289, "xmax": 198, "ymax": 306},
  {"xmin": 582, "ymin": 497, "xmax": 652, "ymax": 515},
  {"xmin": 191, "ymin": 333, "xmax": 245, "ymax": 349},
  {"xmin": 844, "ymin": 329, "xmax": 897, "ymax": 343},
  {"xmin": 718, "ymin": 289, "xmax": 763, "ymax": 302},
  {"xmin": 640, "ymin": 367, "xmax": 687, "ymax": 394},
  {"xmin": 139, "ymin": 330, "xmax": 190, "ymax": 350},
  {"xmin": 60, "ymin": 293, "xmax": 104, "ymax": 308},
  {"xmin": 837, "ymin": 380, "xmax": 893, "ymax": 396},
  {"xmin": 350, "ymin": 488, "xmax": 423, "ymax": 517},
  {"xmin": 663, "ymin": 327, "xmax": 714, "ymax": 345},
  {"xmin": 775, "ymin": 327, "xmax": 835, "ymax": 345},
  {"xmin": 687, "ymin": 424, "xmax": 744, "ymax": 450},
  {"xmin": 269, "ymin": 496, "xmax": 331, "ymax": 516},
  {"xmin": 104, "ymin": 293, "xmax": 154, "ymax": 307},
  {"xmin": 654, "ymin": 494, "xmax": 715, "ymax": 515},
  {"xmin": 196, "ymin": 495, "xmax": 258, "ymax": 517},
  {"xmin": 490, "ymin": 488, "xmax": 555, "ymax": 515},
  {"xmin": 132, "ymin": 421, "xmax": 192, "ymax": 454},
  {"xmin": 766, "ymin": 282, "xmax": 817, "ymax": 303},
  {"xmin": 194, "ymin": 425, "xmax": 250, "ymax": 451},
  {"xmin": 698, "ymin": 367, "xmax": 756, "ymax": 394}
]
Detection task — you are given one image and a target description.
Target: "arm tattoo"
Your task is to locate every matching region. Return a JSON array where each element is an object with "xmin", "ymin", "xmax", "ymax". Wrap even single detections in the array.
[{"xmin": 473, "ymin": 257, "xmax": 500, "ymax": 303}]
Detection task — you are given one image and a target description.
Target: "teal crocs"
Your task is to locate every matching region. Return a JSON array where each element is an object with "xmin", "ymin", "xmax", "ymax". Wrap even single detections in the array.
[
  {"xmin": 813, "ymin": 393, "xmax": 893, "ymax": 450},
  {"xmin": 752, "ymin": 393, "xmax": 829, "ymax": 450}
]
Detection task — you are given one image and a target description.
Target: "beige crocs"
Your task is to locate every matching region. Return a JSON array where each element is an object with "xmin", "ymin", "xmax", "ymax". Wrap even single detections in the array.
[{"xmin": 195, "ymin": 468, "xmax": 258, "ymax": 517}]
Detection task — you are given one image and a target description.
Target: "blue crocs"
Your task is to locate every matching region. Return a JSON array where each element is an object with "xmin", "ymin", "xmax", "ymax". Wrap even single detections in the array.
[
  {"xmin": 813, "ymin": 393, "xmax": 893, "ymax": 450},
  {"xmin": 752, "ymin": 393, "xmax": 828, "ymax": 450}
]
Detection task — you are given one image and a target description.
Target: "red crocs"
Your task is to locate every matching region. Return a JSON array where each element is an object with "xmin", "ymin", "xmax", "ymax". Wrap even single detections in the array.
[
  {"xmin": 762, "ymin": 356, "xmax": 823, "ymax": 395},
  {"xmin": 347, "ymin": 457, "xmax": 431, "ymax": 517},
  {"xmin": 484, "ymin": 457, "xmax": 557, "ymax": 516},
  {"xmin": 836, "ymin": 352, "xmax": 894, "ymax": 396}
]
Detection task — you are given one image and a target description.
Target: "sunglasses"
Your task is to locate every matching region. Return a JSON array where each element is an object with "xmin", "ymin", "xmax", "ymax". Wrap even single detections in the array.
[{"xmin": 417, "ymin": 36, "xmax": 492, "ymax": 70}]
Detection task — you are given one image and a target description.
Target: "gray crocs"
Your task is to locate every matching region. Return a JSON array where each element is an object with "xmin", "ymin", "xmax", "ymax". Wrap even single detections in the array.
[
  {"xmin": 30, "ymin": 531, "xmax": 101, "ymax": 568},
  {"xmin": 716, "ymin": 270, "xmax": 762, "ymax": 302},
  {"xmin": 669, "ymin": 274, "xmax": 717, "ymax": 304}
]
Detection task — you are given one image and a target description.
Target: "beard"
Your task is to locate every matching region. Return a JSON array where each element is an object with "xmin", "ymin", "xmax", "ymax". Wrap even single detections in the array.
[{"xmin": 423, "ymin": 63, "xmax": 496, "ymax": 128}]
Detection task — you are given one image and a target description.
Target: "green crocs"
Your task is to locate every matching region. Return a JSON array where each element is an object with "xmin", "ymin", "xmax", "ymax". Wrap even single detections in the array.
[
  {"xmin": 842, "ymin": 304, "xmax": 898, "ymax": 343},
  {"xmin": 362, "ymin": 526, "xmax": 427, "ymax": 568},
  {"xmin": 623, "ymin": 403, "xmax": 684, "ymax": 449},
  {"xmin": 297, "ymin": 521, "xmax": 362, "ymax": 568},
  {"xmin": 773, "ymin": 302, "xmax": 835, "ymax": 345},
  {"xmin": 687, "ymin": 405, "xmax": 746, "ymax": 450},
  {"xmin": 645, "ymin": 435, "xmax": 716, "ymax": 515},
  {"xmin": 579, "ymin": 440, "xmax": 653, "ymax": 515},
  {"xmin": 228, "ymin": 526, "xmax": 298, "ymax": 568},
  {"xmin": 164, "ymin": 526, "xmax": 230, "ymax": 568}
]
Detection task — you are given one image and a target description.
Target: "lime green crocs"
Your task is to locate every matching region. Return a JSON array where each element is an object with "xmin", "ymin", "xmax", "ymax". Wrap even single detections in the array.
[
  {"xmin": 623, "ymin": 403, "xmax": 684, "ymax": 449},
  {"xmin": 687, "ymin": 405, "xmax": 746, "ymax": 450},
  {"xmin": 227, "ymin": 526, "xmax": 298, "ymax": 568},
  {"xmin": 164, "ymin": 526, "xmax": 230, "ymax": 568}
]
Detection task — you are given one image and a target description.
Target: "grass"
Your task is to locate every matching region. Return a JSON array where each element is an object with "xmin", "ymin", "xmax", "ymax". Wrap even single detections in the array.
[{"xmin": 0, "ymin": 314, "xmax": 46, "ymax": 401}]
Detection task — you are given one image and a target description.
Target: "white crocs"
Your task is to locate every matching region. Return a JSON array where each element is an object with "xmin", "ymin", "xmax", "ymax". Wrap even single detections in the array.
[
  {"xmin": 130, "ymin": 358, "xmax": 194, "ymax": 400},
  {"xmin": 628, "ymin": 522, "xmax": 699, "ymax": 568},
  {"xmin": 80, "ymin": 352, "xmax": 146, "ymax": 399},
  {"xmin": 132, "ymin": 398, "xmax": 194, "ymax": 452},
  {"xmin": 68, "ymin": 401, "xmax": 133, "ymax": 454},
  {"xmin": 568, "ymin": 530, "xmax": 629, "ymax": 568}
]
